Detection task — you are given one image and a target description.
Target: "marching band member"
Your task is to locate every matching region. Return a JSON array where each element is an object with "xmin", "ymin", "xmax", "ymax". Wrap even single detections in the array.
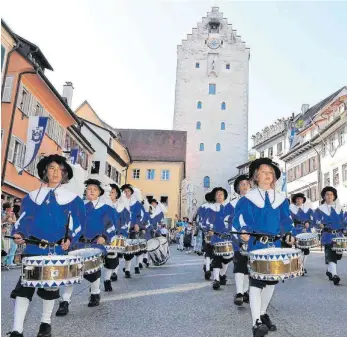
[
  {"xmin": 56, "ymin": 179, "xmax": 117, "ymax": 316},
  {"xmin": 231, "ymin": 174, "xmax": 251, "ymax": 306},
  {"xmin": 203, "ymin": 187, "xmax": 234, "ymax": 290},
  {"xmin": 233, "ymin": 158, "xmax": 294, "ymax": 337},
  {"xmin": 290, "ymin": 193, "xmax": 314, "ymax": 274},
  {"xmin": 313, "ymin": 186, "xmax": 345, "ymax": 285},
  {"xmin": 9, "ymin": 155, "xmax": 85, "ymax": 337}
]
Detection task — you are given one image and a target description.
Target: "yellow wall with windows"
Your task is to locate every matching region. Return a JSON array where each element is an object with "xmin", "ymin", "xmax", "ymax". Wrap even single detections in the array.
[{"xmin": 127, "ymin": 161, "xmax": 184, "ymax": 225}]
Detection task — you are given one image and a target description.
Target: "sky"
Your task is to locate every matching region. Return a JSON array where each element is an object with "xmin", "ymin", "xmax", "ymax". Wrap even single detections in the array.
[{"xmin": 2, "ymin": 0, "xmax": 347, "ymax": 147}]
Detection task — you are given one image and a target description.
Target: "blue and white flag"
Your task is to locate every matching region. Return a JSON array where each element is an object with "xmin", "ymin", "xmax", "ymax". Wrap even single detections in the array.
[
  {"xmin": 70, "ymin": 148, "xmax": 79, "ymax": 165},
  {"xmin": 281, "ymin": 172, "xmax": 287, "ymax": 193},
  {"xmin": 19, "ymin": 116, "xmax": 48, "ymax": 174}
]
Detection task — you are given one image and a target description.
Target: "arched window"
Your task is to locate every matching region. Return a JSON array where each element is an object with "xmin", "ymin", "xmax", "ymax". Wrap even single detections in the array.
[
  {"xmin": 203, "ymin": 176, "xmax": 210, "ymax": 188},
  {"xmin": 199, "ymin": 143, "xmax": 204, "ymax": 151},
  {"xmin": 221, "ymin": 102, "xmax": 226, "ymax": 110},
  {"xmin": 196, "ymin": 121, "xmax": 201, "ymax": 130},
  {"xmin": 197, "ymin": 101, "xmax": 202, "ymax": 109},
  {"xmin": 221, "ymin": 122, "xmax": 225, "ymax": 130},
  {"xmin": 216, "ymin": 143, "xmax": 221, "ymax": 151}
]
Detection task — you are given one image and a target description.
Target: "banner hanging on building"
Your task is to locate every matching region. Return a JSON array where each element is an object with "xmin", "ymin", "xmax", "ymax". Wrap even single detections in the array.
[
  {"xmin": 70, "ymin": 148, "xmax": 79, "ymax": 165},
  {"xmin": 19, "ymin": 116, "xmax": 48, "ymax": 174}
]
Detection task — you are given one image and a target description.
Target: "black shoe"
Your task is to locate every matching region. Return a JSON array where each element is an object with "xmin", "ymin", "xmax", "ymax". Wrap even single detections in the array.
[
  {"xmin": 260, "ymin": 314, "xmax": 277, "ymax": 332},
  {"xmin": 110, "ymin": 273, "xmax": 118, "ymax": 282},
  {"xmin": 139, "ymin": 263, "xmax": 143, "ymax": 269},
  {"xmin": 304, "ymin": 268, "xmax": 307, "ymax": 274},
  {"xmin": 143, "ymin": 258, "xmax": 149, "ymax": 267},
  {"xmin": 125, "ymin": 271, "xmax": 131, "ymax": 278},
  {"xmin": 104, "ymin": 280, "xmax": 113, "ymax": 292},
  {"xmin": 203, "ymin": 265, "xmax": 206, "ymax": 273},
  {"xmin": 123, "ymin": 267, "xmax": 126, "ymax": 273},
  {"xmin": 55, "ymin": 301, "xmax": 69, "ymax": 316},
  {"xmin": 204, "ymin": 270, "xmax": 211, "ymax": 280},
  {"xmin": 7, "ymin": 332, "xmax": 23, "ymax": 337},
  {"xmin": 37, "ymin": 323, "xmax": 51, "ymax": 337},
  {"xmin": 326, "ymin": 271, "xmax": 333, "ymax": 281},
  {"xmin": 219, "ymin": 274, "xmax": 227, "ymax": 285},
  {"xmin": 252, "ymin": 320, "xmax": 269, "ymax": 337},
  {"xmin": 135, "ymin": 267, "xmax": 140, "ymax": 274},
  {"xmin": 234, "ymin": 293, "xmax": 243, "ymax": 306},
  {"xmin": 243, "ymin": 291, "xmax": 249, "ymax": 303},
  {"xmin": 212, "ymin": 280, "xmax": 220, "ymax": 290},
  {"xmin": 332, "ymin": 275, "xmax": 340, "ymax": 285},
  {"xmin": 88, "ymin": 294, "xmax": 100, "ymax": 307}
]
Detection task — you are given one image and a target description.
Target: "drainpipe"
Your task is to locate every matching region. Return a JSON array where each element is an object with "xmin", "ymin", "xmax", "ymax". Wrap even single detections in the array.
[
  {"xmin": 1, "ymin": 42, "xmax": 20, "ymax": 98},
  {"xmin": 1, "ymin": 69, "xmax": 38, "ymax": 186},
  {"xmin": 310, "ymin": 142, "xmax": 322, "ymax": 193}
]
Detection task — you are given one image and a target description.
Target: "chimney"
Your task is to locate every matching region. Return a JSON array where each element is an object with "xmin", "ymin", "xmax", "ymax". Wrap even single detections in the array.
[
  {"xmin": 301, "ymin": 104, "xmax": 310, "ymax": 114},
  {"xmin": 63, "ymin": 82, "xmax": 74, "ymax": 107}
]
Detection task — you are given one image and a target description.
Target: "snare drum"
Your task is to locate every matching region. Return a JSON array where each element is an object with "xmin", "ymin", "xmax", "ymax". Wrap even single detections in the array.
[
  {"xmin": 104, "ymin": 245, "xmax": 118, "ymax": 254},
  {"xmin": 296, "ymin": 233, "xmax": 319, "ymax": 249},
  {"xmin": 147, "ymin": 238, "xmax": 169, "ymax": 266},
  {"xmin": 68, "ymin": 248, "xmax": 103, "ymax": 275},
  {"xmin": 111, "ymin": 235, "xmax": 127, "ymax": 252},
  {"xmin": 124, "ymin": 239, "xmax": 140, "ymax": 255},
  {"xmin": 213, "ymin": 241, "xmax": 234, "ymax": 257},
  {"xmin": 332, "ymin": 237, "xmax": 347, "ymax": 252},
  {"xmin": 21, "ymin": 255, "xmax": 83, "ymax": 288},
  {"xmin": 249, "ymin": 248, "xmax": 303, "ymax": 281}
]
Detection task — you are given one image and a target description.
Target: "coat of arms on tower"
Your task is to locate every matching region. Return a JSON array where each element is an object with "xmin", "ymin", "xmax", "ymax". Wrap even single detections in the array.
[{"xmin": 31, "ymin": 126, "xmax": 44, "ymax": 143}]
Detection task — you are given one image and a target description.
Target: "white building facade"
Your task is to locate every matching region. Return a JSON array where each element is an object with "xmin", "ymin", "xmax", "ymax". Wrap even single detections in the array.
[{"xmin": 173, "ymin": 7, "xmax": 250, "ymax": 205}]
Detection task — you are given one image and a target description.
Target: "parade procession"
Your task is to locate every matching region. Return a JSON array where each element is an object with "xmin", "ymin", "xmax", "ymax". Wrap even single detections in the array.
[{"xmin": 1, "ymin": 3, "xmax": 347, "ymax": 337}]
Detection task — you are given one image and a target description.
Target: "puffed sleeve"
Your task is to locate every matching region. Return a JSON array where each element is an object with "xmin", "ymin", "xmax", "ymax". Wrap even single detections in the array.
[
  {"xmin": 11, "ymin": 195, "xmax": 33, "ymax": 238},
  {"xmin": 233, "ymin": 197, "xmax": 252, "ymax": 235},
  {"xmin": 70, "ymin": 196, "xmax": 86, "ymax": 244},
  {"xmin": 279, "ymin": 199, "xmax": 294, "ymax": 234},
  {"xmin": 313, "ymin": 208, "xmax": 323, "ymax": 230},
  {"xmin": 201, "ymin": 207, "xmax": 214, "ymax": 232},
  {"xmin": 103, "ymin": 205, "xmax": 118, "ymax": 243}
]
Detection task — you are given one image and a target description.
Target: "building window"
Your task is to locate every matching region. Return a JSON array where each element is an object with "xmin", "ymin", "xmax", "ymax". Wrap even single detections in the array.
[
  {"xmin": 324, "ymin": 172, "xmax": 330, "ymax": 186},
  {"xmin": 338, "ymin": 128, "xmax": 345, "ymax": 146},
  {"xmin": 268, "ymin": 147, "xmax": 273, "ymax": 159},
  {"xmin": 18, "ymin": 87, "xmax": 31, "ymax": 115},
  {"xmin": 342, "ymin": 163, "xmax": 347, "ymax": 182},
  {"xmin": 226, "ymin": 63, "xmax": 230, "ymax": 70},
  {"xmin": 146, "ymin": 196, "xmax": 154, "ymax": 202},
  {"xmin": 309, "ymin": 156, "xmax": 317, "ymax": 172},
  {"xmin": 197, "ymin": 101, "xmax": 202, "ymax": 109},
  {"xmin": 260, "ymin": 151, "xmax": 264, "ymax": 158},
  {"xmin": 1, "ymin": 45, "xmax": 5, "ymax": 70},
  {"xmin": 209, "ymin": 83, "xmax": 216, "ymax": 95},
  {"xmin": 161, "ymin": 169, "xmax": 170, "ymax": 181},
  {"xmin": 35, "ymin": 102, "xmax": 44, "ymax": 116},
  {"xmin": 329, "ymin": 135, "xmax": 335, "ymax": 152},
  {"xmin": 277, "ymin": 142, "xmax": 283, "ymax": 155},
  {"xmin": 216, "ymin": 143, "xmax": 221, "ymax": 151},
  {"xmin": 132, "ymin": 169, "xmax": 140, "ymax": 180},
  {"xmin": 333, "ymin": 168, "xmax": 339, "ymax": 186},
  {"xmin": 322, "ymin": 142, "xmax": 327, "ymax": 157},
  {"xmin": 199, "ymin": 143, "xmax": 204, "ymax": 151},
  {"xmin": 146, "ymin": 169, "xmax": 155, "ymax": 180},
  {"xmin": 9, "ymin": 138, "xmax": 25, "ymax": 167},
  {"xmin": 310, "ymin": 186, "xmax": 317, "ymax": 202},
  {"xmin": 221, "ymin": 122, "xmax": 225, "ymax": 130},
  {"xmin": 195, "ymin": 62, "xmax": 200, "ymax": 68},
  {"xmin": 196, "ymin": 121, "xmax": 201, "ymax": 130},
  {"xmin": 203, "ymin": 176, "xmax": 210, "ymax": 188},
  {"xmin": 160, "ymin": 196, "xmax": 168, "ymax": 206},
  {"xmin": 221, "ymin": 102, "xmax": 226, "ymax": 110},
  {"xmin": 105, "ymin": 162, "xmax": 111, "ymax": 177}
]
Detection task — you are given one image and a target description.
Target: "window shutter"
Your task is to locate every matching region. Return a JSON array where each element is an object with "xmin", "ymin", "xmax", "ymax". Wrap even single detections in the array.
[
  {"xmin": 23, "ymin": 91, "xmax": 31, "ymax": 115},
  {"xmin": 29, "ymin": 96, "xmax": 37, "ymax": 116},
  {"xmin": 2, "ymin": 76, "xmax": 14, "ymax": 102},
  {"xmin": 20, "ymin": 144, "xmax": 26, "ymax": 168},
  {"xmin": 16, "ymin": 83, "xmax": 23, "ymax": 109},
  {"xmin": 8, "ymin": 137, "xmax": 15, "ymax": 162}
]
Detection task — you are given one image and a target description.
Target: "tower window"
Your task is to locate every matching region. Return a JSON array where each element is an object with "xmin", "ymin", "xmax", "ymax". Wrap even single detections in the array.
[
  {"xmin": 208, "ymin": 22, "xmax": 220, "ymax": 33},
  {"xmin": 203, "ymin": 176, "xmax": 210, "ymax": 188},
  {"xmin": 209, "ymin": 84, "xmax": 216, "ymax": 95},
  {"xmin": 221, "ymin": 122, "xmax": 225, "ymax": 130},
  {"xmin": 196, "ymin": 62, "xmax": 200, "ymax": 68},
  {"xmin": 199, "ymin": 143, "xmax": 204, "ymax": 151},
  {"xmin": 221, "ymin": 102, "xmax": 226, "ymax": 110},
  {"xmin": 196, "ymin": 121, "xmax": 201, "ymax": 130},
  {"xmin": 226, "ymin": 64, "xmax": 230, "ymax": 70},
  {"xmin": 197, "ymin": 101, "xmax": 202, "ymax": 109},
  {"xmin": 216, "ymin": 143, "xmax": 221, "ymax": 152}
]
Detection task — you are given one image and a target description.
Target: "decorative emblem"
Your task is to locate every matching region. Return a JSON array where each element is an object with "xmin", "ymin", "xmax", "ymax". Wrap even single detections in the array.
[
  {"xmin": 207, "ymin": 38, "xmax": 221, "ymax": 49},
  {"xmin": 31, "ymin": 127, "xmax": 44, "ymax": 144}
]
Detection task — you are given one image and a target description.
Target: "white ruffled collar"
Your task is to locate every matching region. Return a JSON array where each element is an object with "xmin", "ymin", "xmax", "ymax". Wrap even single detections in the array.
[
  {"xmin": 84, "ymin": 198, "xmax": 105, "ymax": 210},
  {"xmin": 289, "ymin": 204, "xmax": 311, "ymax": 215},
  {"xmin": 29, "ymin": 186, "xmax": 77, "ymax": 206},
  {"xmin": 319, "ymin": 203, "xmax": 342, "ymax": 216},
  {"xmin": 245, "ymin": 188, "xmax": 286, "ymax": 209}
]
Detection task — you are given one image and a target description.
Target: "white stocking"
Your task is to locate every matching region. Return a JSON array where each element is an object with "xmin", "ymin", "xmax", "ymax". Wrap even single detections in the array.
[
  {"xmin": 220, "ymin": 262, "xmax": 229, "ymax": 276},
  {"xmin": 213, "ymin": 268, "xmax": 220, "ymax": 281},
  {"xmin": 41, "ymin": 299, "xmax": 55, "ymax": 324},
  {"xmin": 329, "ymin": 262, "xmax": 337, "ymax": 276},
  {"xmin": 12, "ymin": 297, "xmax": 30, "ymax": 333},
  {"xmin": 104, "ymin": 268, "xmax": 113, "ymax": 281},
  {"xmin": 135, "ymin": 256, "xmax": 140, "ymax": 268},
  {"xmin": 90, "ymin": 278, "xmax": 101, "ymax": 295},
  {"xmin": 205, "ymin": 257, "xmax": 211, "ymax": 271},
  {"xmin": 235, "ymin": 273, "xmax": 244, "ymax": 294},
  {"xmin": 115, "ymin": 265, "xmax": 120, "ymax": 275},
  {"xmin": 61, "ymin": 285, "xmax": 74, "ymax": 302},
  {"xmin": 250, "ymin": 286, "xmax": 262, "ymax": 326},
  {"xmin": 243, "ymin": 275, "xmax": 250, "ymax": 293},
  {"xmin": 260, "ymin": 285, "xmax": 275, "ymax": 315},
  {"xmin": 125, "ymin": 260, "xmax": 131, "ymax": 272},
  {"xmin": 303, "ymin": 255, "xmax": 308, "ymax": 267}
]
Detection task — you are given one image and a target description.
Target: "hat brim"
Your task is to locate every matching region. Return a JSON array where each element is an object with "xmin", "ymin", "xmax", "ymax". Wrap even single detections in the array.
[
  {"xmin": 37, "ymin": 155, "xmax": 73, "ymax": 181},
  {"xmin": 249, "ymin": 158, "xmax": 281, "ymax": 181},
  {"xmin": 84, "ymin": 179, "xmax": 104, "ymax": 196},
  {"xmin": 121, "ymin": 184, "xmax": 134, "ymax": 194}
]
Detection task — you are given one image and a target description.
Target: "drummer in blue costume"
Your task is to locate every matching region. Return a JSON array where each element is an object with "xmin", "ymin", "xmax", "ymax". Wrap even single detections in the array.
[
  {"xmin": 231, "ymin": 174, "xmax": 251, "ymax": 306},
  {"xmin": 9, "ymin": 155, "xmax": 85, "ymax": 337},
  {"xmin": 202, "ymin": 187, "xmax": 234, "ymax": 290},
  {"xmin": 313, "ymin": 186, "xmax": 345, "ymax": 285},
  {"xmin": 290, "ymin": 193, "xmax": 314, "ymax": 274},
  {"xmin": 233, "ymin": 158, "xmax": 294, "ymax": 337},
  {"xmin": 56, "ymin": 179, "xmax": 118, "ymax": 316}
]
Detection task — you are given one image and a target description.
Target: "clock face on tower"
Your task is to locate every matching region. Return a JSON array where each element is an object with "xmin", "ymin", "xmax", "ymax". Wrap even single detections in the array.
[{"xmin": 207, "ymin": 38, "xmax": 221, "ymax": 49}]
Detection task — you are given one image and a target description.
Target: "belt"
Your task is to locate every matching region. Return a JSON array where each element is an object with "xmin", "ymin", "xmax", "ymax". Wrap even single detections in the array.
[{"xmin": 323, "ymin": 228, "xmax": 345, "ymax": 234}]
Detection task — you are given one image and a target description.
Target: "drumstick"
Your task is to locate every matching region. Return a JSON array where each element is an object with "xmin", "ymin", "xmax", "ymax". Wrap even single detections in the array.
[
  {"xmin": 5, "ymin": 235, "xmax": 57, "ymax": 247},
  {"xmin": 63, "ymin": 212, "xmax": 71, "ymax": 243}
]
